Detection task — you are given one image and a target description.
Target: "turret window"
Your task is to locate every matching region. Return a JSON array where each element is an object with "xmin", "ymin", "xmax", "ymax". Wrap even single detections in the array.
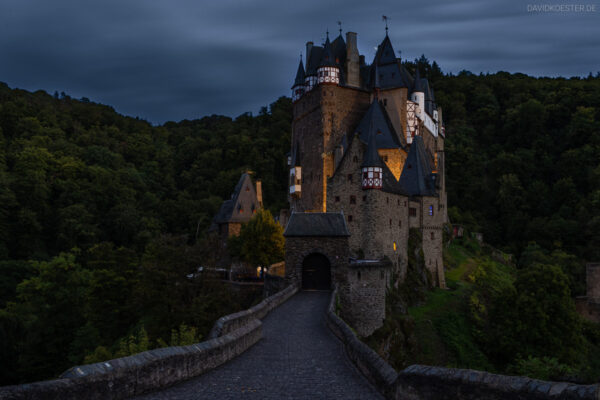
[
  {"xmin": 429, "ymin": 205, "xmax": 434, "ymax": 216},
  {"xmin": 347, "ymin": 174, "xmax": 353, "ymax": 183},
  {"xmin": 350, "ymin": 196, "xmax": 356, "ymax": 204},
  {"xmin": 431, "ymin": 232, "xmax": 435, "ymax": 240},
  {"xmin": 335, "ymin": 196, "xmax": 340, "ymax": 202},
  {"xmin": 348, "ymin": 215, "xmax": 353, "ymax": 222}
]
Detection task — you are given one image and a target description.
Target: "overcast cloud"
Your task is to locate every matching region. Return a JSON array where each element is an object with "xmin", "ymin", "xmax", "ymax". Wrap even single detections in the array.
[{"xmin": 1, "ymin": 0, "xmax": 598, "ymax": 123}]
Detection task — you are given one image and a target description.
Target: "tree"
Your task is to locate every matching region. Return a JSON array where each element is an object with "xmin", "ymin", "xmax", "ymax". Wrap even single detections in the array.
[{"xmin": 236, "ymin": 209, "xmax": 284, "ymax": 271}]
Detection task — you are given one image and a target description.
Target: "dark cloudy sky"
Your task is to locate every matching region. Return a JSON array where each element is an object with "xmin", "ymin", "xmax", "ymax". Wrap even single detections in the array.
[{"xmin": 1, "ymin": 0, "xmax": 598, "ymax": 124}]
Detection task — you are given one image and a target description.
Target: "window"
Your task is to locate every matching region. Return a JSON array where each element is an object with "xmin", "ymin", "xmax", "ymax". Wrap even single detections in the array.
[
  {"xmin": 245, "ymin": 186, "xmax": 250, "ymax": 192},
  {"xmin": 404, "ymin": 201, "xmax": 407, "ymax": 207},
  {"xmin": 380, "ymin": 270, "xmax": 385, "ymax": 279},
  {"xmin": 357, "ymin": 271, "xmax": 361, "ymax": 280},
  {"xmin": 350, "ymin": 195, "xmax": 356, "ymax": 204},
  {"xmin": 397, "ymin": 199, "xmax": 400, "ymax": 205},
  {"xmin": 347, "ymin": 174, "xmax": 353, "ymax": 183},
  {"xmin": 389, "ymin": 218, "xmax": 392, "ymax": 226},
  {"xmin": 383, "ymin": 155, "xmax": 388, "ymax": 162},
  {"xmin": 353, "ymin": 156, "xmax": 358, "ymax": 163},
  {"xmin": 386, "ymin": 197, "xmax": 389, "ymax": 204},
  {"xmin": 429, "ymin": 205, "xmax": 434, "ymax": 216},
  {"xmin": 383, "ymin": 98, "xmax": 387, "ymax": 106},
  {"xmin": 348, "ymin": 215, "xmax": 353, "ymax": 222},
  {"xmin": 363, "ymin": 195, "xmax": 367, "ymax": 202},
  {"xmin": 409, "ymin": 207, "xmax": 417, "ymax": 217},
  {"xmin": 399, "ymin": 220, "xmax": 402, "ymax": 227},
  {"xmin": 431, "ymin": 232, "xmax": 435, "ymax": 240},
  {"xmin": 393, "ymin": 242, "xmax": 397, "ymax": 251},
  {"xmin": 335, "ymin": 196, "xmax": 340, "ymax": 202},
  {"xmin": 238, "ymin": 205, "xmax": 244, "ymax": 213}
]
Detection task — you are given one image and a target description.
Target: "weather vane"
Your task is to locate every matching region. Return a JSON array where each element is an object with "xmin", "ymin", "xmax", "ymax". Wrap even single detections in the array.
[
  {"xmin": 337, "ymin": 21, "xmax": 342, "ymax": 35},
  {"xmin": 382, "ymin": 15, "xmax": 390, "ymax": 35}
]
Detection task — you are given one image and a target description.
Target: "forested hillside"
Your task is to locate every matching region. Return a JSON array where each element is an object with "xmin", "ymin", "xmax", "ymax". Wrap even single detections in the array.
[
  {"xmin": 0, "ymin": 83, "xmax": 291, "ymax": 385},
  {"xmin": 0, "ymin": 64, "xmax": 598, "ymax": 385}
]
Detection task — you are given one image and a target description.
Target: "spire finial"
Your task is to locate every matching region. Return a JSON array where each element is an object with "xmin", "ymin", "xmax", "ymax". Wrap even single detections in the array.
[
  {"xmin": 382, "ymin": 15, "xmax": 390, "ymax": 36},
  {"xmin": 337, "ymin": 21, "xmax": 342, "ymax": 36},
  {"xmin": 326, "ymin": 28, "xmax": 329, "ymax": 40}
]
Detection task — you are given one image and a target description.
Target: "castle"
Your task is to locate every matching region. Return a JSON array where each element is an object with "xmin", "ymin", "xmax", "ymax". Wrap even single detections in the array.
[{"xmin": 283, "ymin": 29, "xmax": 448, "ymax": 336}]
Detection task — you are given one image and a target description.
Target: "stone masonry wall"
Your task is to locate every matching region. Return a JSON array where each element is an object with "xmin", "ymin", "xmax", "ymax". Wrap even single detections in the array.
[
  {"xmin": 291, "ymin": 85, "xmax": 370, "ymax": 211},
  {"xmin": 420, "ymin": 196, "xmax": 445, "ymax": 288},
  {"xmin": 338, "ymin": 261, "xmax": 392, "ymax": 336},
  {"xmin": 326, "ymin": 135, "xmax": 410, "ymax": 280},
  {"xmin": 284, "ymin": 236, "xmax": 349, "ymax": 287}
]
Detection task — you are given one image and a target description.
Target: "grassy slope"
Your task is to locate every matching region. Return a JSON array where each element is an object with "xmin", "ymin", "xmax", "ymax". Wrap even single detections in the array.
[{"xmin": 367, "ymin": 237, "xmax": 510, "ymax": 372}]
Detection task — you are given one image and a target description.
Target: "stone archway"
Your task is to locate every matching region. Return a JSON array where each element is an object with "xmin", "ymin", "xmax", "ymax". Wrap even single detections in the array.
[{"xmin": 301, "ymin": 253, "xmax": 331, "ymax": 290}]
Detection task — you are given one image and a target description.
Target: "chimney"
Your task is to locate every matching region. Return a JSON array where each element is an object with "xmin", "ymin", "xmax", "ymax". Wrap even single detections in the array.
[
  {"xmin": 345, "ymin": 32, "xmax": 360, "ymax": 88},
  {"xmin": 256, "ymin": 180, "xmax": 263, "ymax": 208},
  {"xmin": 305, "ymin": 41, "xmax": 313, "ymax": 70}
]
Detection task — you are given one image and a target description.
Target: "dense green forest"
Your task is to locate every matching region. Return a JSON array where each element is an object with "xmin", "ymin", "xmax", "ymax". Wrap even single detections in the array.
[
  {"xmin": 0, "ymin": 83, "xmax": 292, "ymax": 385},
  {"xmin": 0, "ymin": 60, "xmax": 598, "ymax": 385}
]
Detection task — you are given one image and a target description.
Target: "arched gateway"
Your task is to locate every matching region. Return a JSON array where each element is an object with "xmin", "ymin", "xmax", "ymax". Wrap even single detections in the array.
[
  {"xmin": 283, "ymin": 212, "xmax": 350, "ymax": 291},
  {"xmin": 302, "ymin": 253, "xmax": 331, "ymax": 290}
]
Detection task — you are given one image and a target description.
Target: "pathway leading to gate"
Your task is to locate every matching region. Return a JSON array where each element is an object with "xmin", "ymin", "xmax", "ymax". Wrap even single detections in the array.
[{"xmin": 134, "ymin": 291, "xmax": 383, "ymax": 399}]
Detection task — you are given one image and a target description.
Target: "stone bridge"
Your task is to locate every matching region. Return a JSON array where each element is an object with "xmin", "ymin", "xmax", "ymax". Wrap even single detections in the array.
[
  {"xmin": 1, "ymin": 287, "xmax": 599, "ymax": 400},
  {"xmin": 135, "ymin": 291, "xmax": 382, "ymax": 399}
]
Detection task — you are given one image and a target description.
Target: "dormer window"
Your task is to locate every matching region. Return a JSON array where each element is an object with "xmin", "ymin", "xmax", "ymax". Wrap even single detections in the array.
[{"xmin": 238, "ymin": 205, "xmax": 244, "ymax": 213}]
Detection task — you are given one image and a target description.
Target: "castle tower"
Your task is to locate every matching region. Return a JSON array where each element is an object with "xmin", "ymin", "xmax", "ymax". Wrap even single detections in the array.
[{"xmin": 317, "ymin": 35, "xmax": 340, "ymax": 85}]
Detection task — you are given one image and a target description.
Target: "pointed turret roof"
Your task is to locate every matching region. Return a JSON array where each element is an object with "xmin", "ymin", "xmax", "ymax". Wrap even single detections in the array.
[
  {"xmin": 367, "ymin": 35, "xmax": 409, "ymax": 89},
  {"xmin": 356, "ymin": 100, "xmax": 402, "ymax": 149},
  {"xmin": 361, "ymin": 125, "xmax": 385, "ymax": 168},
  {"xmin": 398, "ymin": 136, "xmax": 436, "ymax": 196},
  {"xmin": 412, "ymin": 69, "xmax": 425, "ymax": 93},
  {"xmin": 293, "ymin": 59, "xmax": 305, "ymax": 88},
  {"xmin": 331, "ymin": 34, "xmax": 346, "ymax": 64},
  {"xmin": 319, "ymin": 36, "xmax": 337, "ymax": 68}
]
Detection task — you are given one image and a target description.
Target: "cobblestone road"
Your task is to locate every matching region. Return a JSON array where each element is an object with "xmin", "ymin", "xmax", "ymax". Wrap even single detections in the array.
[{"xmin": 135, "ymin": 291, "xmax": 383, "ymax": 399}]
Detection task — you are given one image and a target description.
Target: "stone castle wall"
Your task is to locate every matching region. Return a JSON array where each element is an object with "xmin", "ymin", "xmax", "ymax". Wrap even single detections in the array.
[
  {"xmin": 338, "ymin": 260, "xmax": 392, "ymax": 336},
  {"xmin": 326, "ymin": 135, "xmax": 410, "ymax": 279},
  {"xmin": 284, "ymin": 236, "xmax": 349, "ymax": 286},
  {"xmin": 291, "ymin": 85, "xmax": 370, "ymax": 211}
]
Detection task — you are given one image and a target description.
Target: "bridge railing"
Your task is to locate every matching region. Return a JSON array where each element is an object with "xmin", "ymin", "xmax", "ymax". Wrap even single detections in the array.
[{"xmin": 0, "ymin": 284, "xmax": 298, "ymax": 400}]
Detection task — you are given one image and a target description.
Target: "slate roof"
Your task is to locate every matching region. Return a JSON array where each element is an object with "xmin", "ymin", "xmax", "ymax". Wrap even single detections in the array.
[
  {"xmin": 284, "ymin": 212, "xmax": 350, "ymax": 237},
  {"xmin": 306, "ymin": 46, "xmax": 323, "ymax": 75},
  {"xmin": 211, "ymin": 173, "xmax": 257, "ymax": 224},
  {"xmin": 331, "ymin": 34, "xmax": 346, "ymax": 65},
  {"xmin": 398, "ymin": 136, "xmax": 436, "ymax": 196},
  {"xmin": 361, "ymin": 123, "xmax": 385, "ymax": 168},
  {"xmin": 366, "ymin": 36, "xmax": 410, "ymax": 89},
  {"xmin": 412, "ymin": 69, "xmax": 424, "ymax": 93},
  {"xmin": 356, "ymin": 100, "xmax": 402, "ymax": 149},
  {"xmin": 293, "ymin": 59, "xmax": 305, "ymax": 88},
  {"xmin": 319, "ymin": 37, "xmax": 337, "ymax": 68}
]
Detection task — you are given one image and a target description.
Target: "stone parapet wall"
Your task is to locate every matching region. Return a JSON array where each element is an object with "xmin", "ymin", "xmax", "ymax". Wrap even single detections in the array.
[
  {"xmin": 0, "ymin": 285, "xmax": 298, "ymax": 400},
  {"xmin": 0, "ymin": 320, "xmax": 261, "ymax": 400},
  {"xmin": 208, "ymin": 283, "xmax": 298, "ymax": 338},
  {"xmin": 395, "ymin": 365, "xmax": 599, "ymax": 400},
  {"xmin": 326, "ymin": 287, "xmax": 399, "ymax": 398}
]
